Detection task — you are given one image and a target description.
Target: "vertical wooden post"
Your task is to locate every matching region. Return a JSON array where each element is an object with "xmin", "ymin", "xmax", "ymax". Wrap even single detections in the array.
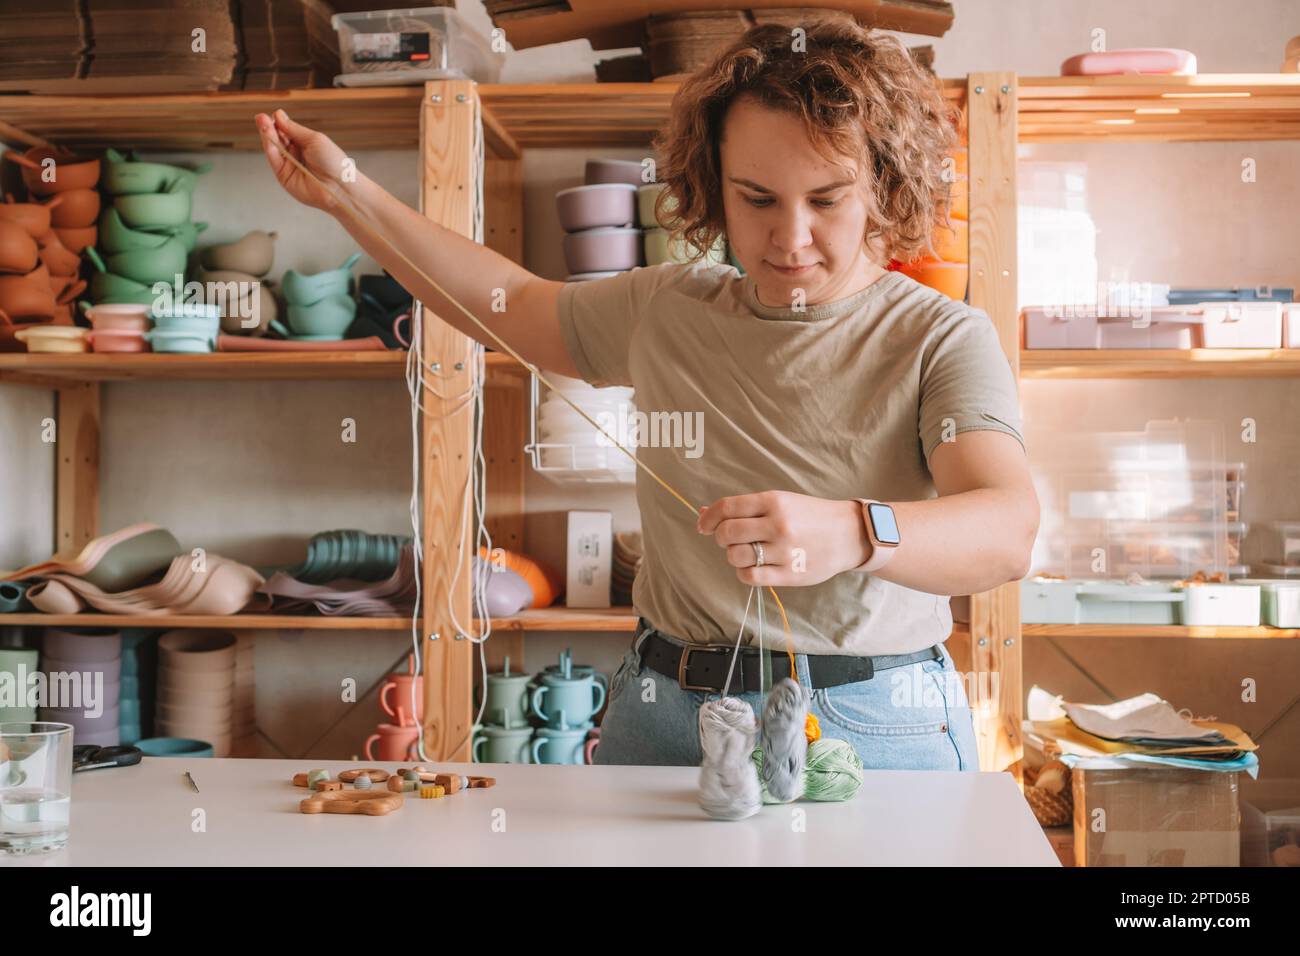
[
  {"xmin": 55, "ymin": 382, "xmax": 100, "ymax": 557},
  {"xmin": 419, "ymin": 79, "xmax": 480, "ymax": 761},
  {"xmin": 479, "ymin": 157, "xmax": 528, "ymax": 675},
  {"xmin": 964, "ymin": 72, "xmax": 1024, "ymax": 777}
]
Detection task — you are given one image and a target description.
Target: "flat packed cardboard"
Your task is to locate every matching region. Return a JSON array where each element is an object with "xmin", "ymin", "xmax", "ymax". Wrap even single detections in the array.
[{"xmin": 529, "ymin": 511, "xmax": 613, "ymax": 608}]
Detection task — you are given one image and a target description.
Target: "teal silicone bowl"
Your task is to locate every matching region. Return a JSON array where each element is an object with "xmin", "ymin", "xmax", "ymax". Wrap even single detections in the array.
[{"xmin": 135, "ymin": 737, "xmax": 214, "ymax": 758}]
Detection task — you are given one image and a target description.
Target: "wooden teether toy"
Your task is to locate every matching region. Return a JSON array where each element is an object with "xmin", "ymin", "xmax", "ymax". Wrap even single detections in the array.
[
  {"xmin": 338, "ymin": 768, "xmax": 390, "ymax": 784},
  {"xmin": 300, "ymin": 789, "xmax": 402, "ymax": 816}
]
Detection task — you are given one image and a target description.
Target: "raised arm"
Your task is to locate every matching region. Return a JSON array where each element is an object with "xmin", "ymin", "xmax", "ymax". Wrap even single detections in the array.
[{"xmin": 254, "ymin": 109, "xmax": 578, "ymax": 376}]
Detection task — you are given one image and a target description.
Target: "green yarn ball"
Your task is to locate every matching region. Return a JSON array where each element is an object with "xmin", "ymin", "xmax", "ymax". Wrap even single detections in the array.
[{"xmin": 750, "ymin": 738, "xmax": 863, "ymax": 804}]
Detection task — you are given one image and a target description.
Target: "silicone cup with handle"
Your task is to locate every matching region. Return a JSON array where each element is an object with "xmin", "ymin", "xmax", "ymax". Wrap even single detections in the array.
[
  {"xmin": 472, "ymin": 734, "xmax": 485, "ymax": 763},
  {"xmin": 530, "ymin": 736, "xmax": 546, "ymax": 764},
  {"xmin": 364, "ymin": 733, "xmax": 379, "ymax": 761}
]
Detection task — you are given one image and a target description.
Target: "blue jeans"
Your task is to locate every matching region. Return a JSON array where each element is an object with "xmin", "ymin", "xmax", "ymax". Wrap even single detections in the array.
[{"xmin": 594, "ymin": 620, "xmax": 981, "ymax": 771}]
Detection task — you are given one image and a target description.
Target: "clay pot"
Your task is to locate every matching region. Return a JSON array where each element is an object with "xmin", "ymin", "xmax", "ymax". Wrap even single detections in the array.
[
  {"xmin": 199, "ymin": 230, "xmax": 277, "ymax": 276},
  {"xmin": 0, "ymin": 193, "xmax": 61, "ymax": 238},
  {"xmin": 0, "ymin": 220, "xmax": 40, "ymax": 274},
  {"xmin": 1, "ymin": 146, "xmax": 101, "ymax": 197},
  {"xmin": 47, "ymin": 188, "xmax": 100, "ymax": 228},
  {"xmin": 36, "ymin": 230, "xmax": 81, "ymax": 277},
  {"xmin": 52, "ymin": 225, "xmax": 97, "ymax": 254}
]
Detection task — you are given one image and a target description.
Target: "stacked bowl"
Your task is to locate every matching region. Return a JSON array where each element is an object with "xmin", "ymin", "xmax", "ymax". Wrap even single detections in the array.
[
  {"xmin": 39, "ymin": 627, "xmax": 122, "ymax": 747},
  {"xmin": 92, "ymin": 148, "xmax": 209, "ymax": 308},
  {"xmin": 84, "ymin": 302, "xmax": 151, "ymax": 353},
  {"xmin": 558, "ymin": 160, "xmax": 645, "ymax": 280},
  {"xmin": 636, "ymin": 182, "xmax": 727, "ymax": 267},
  {"xmin": 197, "ymin": 230, "xmax": 279, "ymax": 337},
  {"xmin": 0, "ymin": 146, "xmax": 97, "ymax": 352},
  {"xmin": 892, "ymin": 146, "xmax": 969, "ymax": 300},
  {"xmin": 118, "ymin": 630, "xmax": 156, "ymax": 746},
  {"xmin": 0, "ymin": 643, "xmax": 38, "ymax": 723},
  {"xmin": 274, "ymin": 252, "xmax": 361, "ymax": 341},
  {"xmin": 144, "ymin": 301, "xmax": 221, "ymax": 353},
  {"xmin": 537, "ymin": 374, "xmax": 636, "ymax": 482},
  {"xmin": 156, "ymin": 629, "xmax": 236, "ymax": 757},
  {"xmin": 285, "ymin": 529, "xmax": 412, "ymax": 584}
]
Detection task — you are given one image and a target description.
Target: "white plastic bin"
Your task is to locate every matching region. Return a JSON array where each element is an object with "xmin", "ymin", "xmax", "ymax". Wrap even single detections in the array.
[
  {"xmin": 1095, "ymin": 309, "xmax": 1198, "ymax": 349},
  {"xmin": 1235, "ymin": 579, "xmax": 1300, "ymax": 627},
  {"xmin": 1284, "ymin": 304, "xmax": 1300, "ymax": 349},
  {"xmin": 1021, "ymin": 307, "xmax": 1099, "ymax": 349},
  {"xmin": 1075, "ymin": 581, "xmax": 1183, "ymax": 624},
  {"xmin": 1178, "ymin": 583, "xmax": 1261, "ymax": 626},
  {"xmin": 1020, "ymin": 578, "xmax": 1080, "ymax": 623},
  {"xmin": 332, "ymin": 7, "xmax": 503, "ymax": 86},
  {"xmin": 1271, "ymin": 521, "xmax": 1300, "ymax": 565},
  {"xmin": 1198, "ymin": 302, "xmax": 1284, "ymax": 349}
]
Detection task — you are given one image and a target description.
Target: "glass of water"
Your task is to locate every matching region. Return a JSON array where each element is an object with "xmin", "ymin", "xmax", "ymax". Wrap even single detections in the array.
[{"xmin": 0, "ymin": 722, "xmax": 73, "ymax": 854}]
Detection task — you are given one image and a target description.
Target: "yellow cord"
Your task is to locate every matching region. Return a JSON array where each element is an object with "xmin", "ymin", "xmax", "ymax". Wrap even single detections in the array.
[{"xmin": 270, "ymin": 137, "xmax": 800, "ymax": 683}]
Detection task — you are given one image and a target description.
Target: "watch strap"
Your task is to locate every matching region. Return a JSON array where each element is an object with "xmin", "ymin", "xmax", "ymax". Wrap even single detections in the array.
[{"xmin": 854, "ymin": 498, "xmax": 898, "ymax": 573}]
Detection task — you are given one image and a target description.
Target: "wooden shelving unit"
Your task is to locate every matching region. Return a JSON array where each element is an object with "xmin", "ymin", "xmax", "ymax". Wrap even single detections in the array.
[
  {"xmin": 2, "ymin": 70, "xmax": 1297, "ymax": 766},
  {"xmin": 1024, "ymin": 623, "xmax": 1300, "ymax": 640}
]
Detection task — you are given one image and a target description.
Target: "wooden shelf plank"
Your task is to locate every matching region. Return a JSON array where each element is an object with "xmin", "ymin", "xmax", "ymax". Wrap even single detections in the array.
[
  {"xmin": 1020, "ymin": 349, "xmax": 1300, "ymax": 379},
  {"xmin": 0, "ymin": 350, "xmax": 524, "ymax": 385},
  {"xmin": 0, "ymin": 613, "xmax": 414, "ymax": 631},
  {"xmin": 1024, "ymin": 623, "xmax": 1300, "ymax": 639},
  {"xmin": 0, "ymin": 606, "xmax": 639, "ymax": 633}
]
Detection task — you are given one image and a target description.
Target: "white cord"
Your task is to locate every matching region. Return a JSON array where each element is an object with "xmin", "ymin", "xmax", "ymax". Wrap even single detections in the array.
[{"xmin": 719, "ymin": 586, "xmax": 757, "ymax": 700}]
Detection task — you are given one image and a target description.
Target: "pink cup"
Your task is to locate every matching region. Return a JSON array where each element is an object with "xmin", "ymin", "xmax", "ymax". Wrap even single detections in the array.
[
  {"xmin": 365, "ymin": 722, "xmax": 421, "ymax": 762},
  {"xmin": 380, "ymin": 673, "xmax": 423, "ymax": 726}
]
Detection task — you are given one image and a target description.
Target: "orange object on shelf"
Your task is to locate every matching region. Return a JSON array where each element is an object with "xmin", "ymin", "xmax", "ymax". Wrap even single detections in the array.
[
  {"xmin": 897, "ymin": 258, "xmax": 968, "ymax": 301},
  {"xmin": 477, "ymin": 545, "xmax": 561, "ymax": 609},
  {"xmin": 930, "ymin": 218, "xmax": 968, "ymax": 263},
  {"xmin": 947, "ymin": 175, "xmax": 968, "ymax": 221}
]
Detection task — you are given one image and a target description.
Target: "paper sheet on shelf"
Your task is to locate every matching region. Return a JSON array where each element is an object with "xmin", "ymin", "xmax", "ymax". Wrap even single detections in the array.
[{"xmin": 1064, "ymin": 692, "xmax": 1225, "ymax": 743}]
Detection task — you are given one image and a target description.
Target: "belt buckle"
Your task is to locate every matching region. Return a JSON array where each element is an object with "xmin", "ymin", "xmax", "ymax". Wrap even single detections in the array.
[{"xmin": 678, "ymin": 645, "xmax": 727, "ymax": 692}]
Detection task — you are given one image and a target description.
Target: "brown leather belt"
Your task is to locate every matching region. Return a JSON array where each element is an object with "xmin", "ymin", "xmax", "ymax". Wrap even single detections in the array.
[{"xmin": 636, "ymin": 620, "xmax": 944, "ymax": 694}]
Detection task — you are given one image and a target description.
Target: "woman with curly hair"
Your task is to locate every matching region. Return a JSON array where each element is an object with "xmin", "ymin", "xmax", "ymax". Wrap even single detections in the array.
[{"xmin": 257, "ymin": 18, "xmax": 1039, "ymax": 771}]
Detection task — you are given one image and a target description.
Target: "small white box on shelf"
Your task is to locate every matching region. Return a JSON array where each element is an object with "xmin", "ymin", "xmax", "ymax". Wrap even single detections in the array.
[
  {"xmin": 531, "ymin": 510, "xmax": 613, "ymax": 609},
  {"xmin": 1198, "ymin": 302, "xmax": 1283, "ymax": 349},
  {"xmin": 1283, "ymin": 305, "xmax": 1300, "ymax": 348},
  {"xmin": 1178, "ymin": 583, "xmax": 1261, "ymax": 626}
]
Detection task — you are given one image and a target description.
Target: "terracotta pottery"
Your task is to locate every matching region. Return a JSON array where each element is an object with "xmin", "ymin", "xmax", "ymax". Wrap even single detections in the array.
[
  {"xmin": 0, "ymin": 219, "xmax": 40, "ymax": 273},
  {"xmin": 52, "ymin": 224, "xmax": 97, "ymax": 254},
  {"xmin": 0, "ymin": 193, "xmax": 61, "ymax": 238},
  {"xmin": 1, "ymin": 146, "xmax": 101, "ymax": 196},
  {"xmin": 47, "ymin": 188, "xmax": 100, "ymax": 228}
]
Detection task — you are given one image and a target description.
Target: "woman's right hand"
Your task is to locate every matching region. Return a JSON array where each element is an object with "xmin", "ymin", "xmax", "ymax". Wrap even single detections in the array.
[{"xmin": 255, "ymin": 109, "xmax": 349, "ymax": 214}]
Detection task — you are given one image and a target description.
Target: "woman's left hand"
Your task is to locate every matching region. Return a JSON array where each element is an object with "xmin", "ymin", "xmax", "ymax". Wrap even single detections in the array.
[{"xmin": 696, "ymin": 491, "xmax": 870, "ymax": 586}]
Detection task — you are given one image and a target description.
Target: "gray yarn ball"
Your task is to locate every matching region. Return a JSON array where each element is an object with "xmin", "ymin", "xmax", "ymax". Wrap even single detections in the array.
[{"xmin": 759, "ymin": 678, "xmax": 808, "ymax": 803}]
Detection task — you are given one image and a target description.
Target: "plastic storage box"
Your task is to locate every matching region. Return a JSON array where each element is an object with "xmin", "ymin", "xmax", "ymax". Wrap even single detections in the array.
[
  {"xmin": 1235, "ymin": 578, "xmax": 1300, "ymax": 627},
  {"xmin": 1021, "ymin": 307, "xmax": 1099, "ymax": 349},
  {"xmin": 1272, "ymin": 521, "xmax": 1300, "ymax": 565},
  {"xmin": 1197, "ymin": 302, "xmax": 1283, "ymax": 348},
  {"xmin": 1285, "ymin": 304, "xmax": 1300, "ymax": 348},
  {"xmin": 1095, "ymin": 309, "xmax": 1199, "ymax": 349},
  {"xmin": 1021, "ymin": 577, "xmax": 1081, "ymax": 623},
  {"xmin": 332, "ymin": 7, "xmax": 503, "ymax": 87},
  {"xmin": 1177, "ymin": 582, "xmax": 1260, "ymax": 626},
  {"xmin": 1075, "ymin": 580, "xmax": 1183, "ymax": 624}
]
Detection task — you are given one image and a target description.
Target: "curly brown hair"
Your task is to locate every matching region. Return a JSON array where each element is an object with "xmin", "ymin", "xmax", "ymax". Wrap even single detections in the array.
[{"xmin": 654, "ymin": 19, "xmax": 958, "ymax": 264}]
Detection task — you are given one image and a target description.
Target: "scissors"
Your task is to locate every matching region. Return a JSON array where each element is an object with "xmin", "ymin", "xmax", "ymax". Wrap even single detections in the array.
[{"xmin": 72, "ymin": 744, "xmax": 143, "ymax": 773}]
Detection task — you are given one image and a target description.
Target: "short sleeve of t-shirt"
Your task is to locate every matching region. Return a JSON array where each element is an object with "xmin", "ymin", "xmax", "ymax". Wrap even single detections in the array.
[
  {"xmin": 557, "ymin": 266, "xmax": 677, "ymax": 388},
  {"xmin": 918, "ymin": 305, "xmax": 1026, "ymax": 465}
]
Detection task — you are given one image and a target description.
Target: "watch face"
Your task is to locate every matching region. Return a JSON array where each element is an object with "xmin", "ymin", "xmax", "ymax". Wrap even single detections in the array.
[{"xmin": 868, "ymin": 502, "xmax": 901, "ymax": 545}]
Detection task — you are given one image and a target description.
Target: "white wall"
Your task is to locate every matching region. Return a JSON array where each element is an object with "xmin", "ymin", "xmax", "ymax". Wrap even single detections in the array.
[{"xmin": 2, "ymin": 0, "xmax": 1298, "ymax": 770}]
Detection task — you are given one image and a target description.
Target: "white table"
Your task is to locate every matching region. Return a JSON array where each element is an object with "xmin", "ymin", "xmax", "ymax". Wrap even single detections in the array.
[{"xmin": 2, "ymin": 757, "xmax": 1059, "ymax": 866}]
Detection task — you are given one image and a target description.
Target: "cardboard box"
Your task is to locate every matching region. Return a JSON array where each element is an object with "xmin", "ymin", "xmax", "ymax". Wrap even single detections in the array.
[
  {"xmin": 1072, "ymin": 762, "xmax": 1240, "ymax": 867},
  {"xmin": 530, "ymin": 511, "xmax": 612, "ymax": 609}
]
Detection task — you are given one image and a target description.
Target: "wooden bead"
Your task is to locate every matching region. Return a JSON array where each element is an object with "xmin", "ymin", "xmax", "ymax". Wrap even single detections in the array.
[{"xmin": 316, "ymin": 780, "xmax": 343, "ymax": 792}]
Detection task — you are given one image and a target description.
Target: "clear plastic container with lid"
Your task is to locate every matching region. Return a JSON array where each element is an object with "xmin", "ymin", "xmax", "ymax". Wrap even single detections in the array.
[{"xmin": 332, "ymin": 7, "xmax": 504, "ymax": 86}]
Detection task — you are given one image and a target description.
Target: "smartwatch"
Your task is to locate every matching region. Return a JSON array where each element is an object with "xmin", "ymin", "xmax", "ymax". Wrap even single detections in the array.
[{"xmin": 853, "ymin": 499, "xmax": 900, "ymax": 572}]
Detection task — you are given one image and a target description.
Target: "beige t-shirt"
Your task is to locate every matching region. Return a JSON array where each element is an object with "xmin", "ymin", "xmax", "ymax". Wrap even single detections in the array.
[{"xmin": 557, "ymin": 262, "xmax": 1025, "ymax": 656}]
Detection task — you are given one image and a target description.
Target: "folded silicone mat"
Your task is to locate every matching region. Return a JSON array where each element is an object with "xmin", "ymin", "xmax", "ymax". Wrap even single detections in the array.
[{"xmin": 2, "ymin": 523, "xmax": 182, "ymax": 592}]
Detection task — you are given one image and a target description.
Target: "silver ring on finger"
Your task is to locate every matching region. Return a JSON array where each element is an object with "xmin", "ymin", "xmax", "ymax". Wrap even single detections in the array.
[{"xmin": 751, "ymin": 541, "xmax": 765, "ymax": 568}]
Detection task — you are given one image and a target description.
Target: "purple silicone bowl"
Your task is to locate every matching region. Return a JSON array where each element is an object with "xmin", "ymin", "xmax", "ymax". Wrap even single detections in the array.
[
  {"xmin": 43, "ymin": 627, "xmax": 122, "ymax": 663},
  {"xmin": 584, "ymin": 159, "xmax": 646, "ymax": 187},
  {"xmin": 555, "ymin": 184, "xmax": 636, "ymax": 232},
  {"xmin": 563, "ymin": 227, "xmax": 642, "ymax": 275}
]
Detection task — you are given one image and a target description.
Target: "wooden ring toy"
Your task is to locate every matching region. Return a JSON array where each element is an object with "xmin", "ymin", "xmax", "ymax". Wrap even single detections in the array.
[
  {"xmin": 338, "ymin": 768, "xmax": 390, "ymax": 783},
  {"xmin": 300, "ymin": 790, "xmax": 403, "ymax": 816}
]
